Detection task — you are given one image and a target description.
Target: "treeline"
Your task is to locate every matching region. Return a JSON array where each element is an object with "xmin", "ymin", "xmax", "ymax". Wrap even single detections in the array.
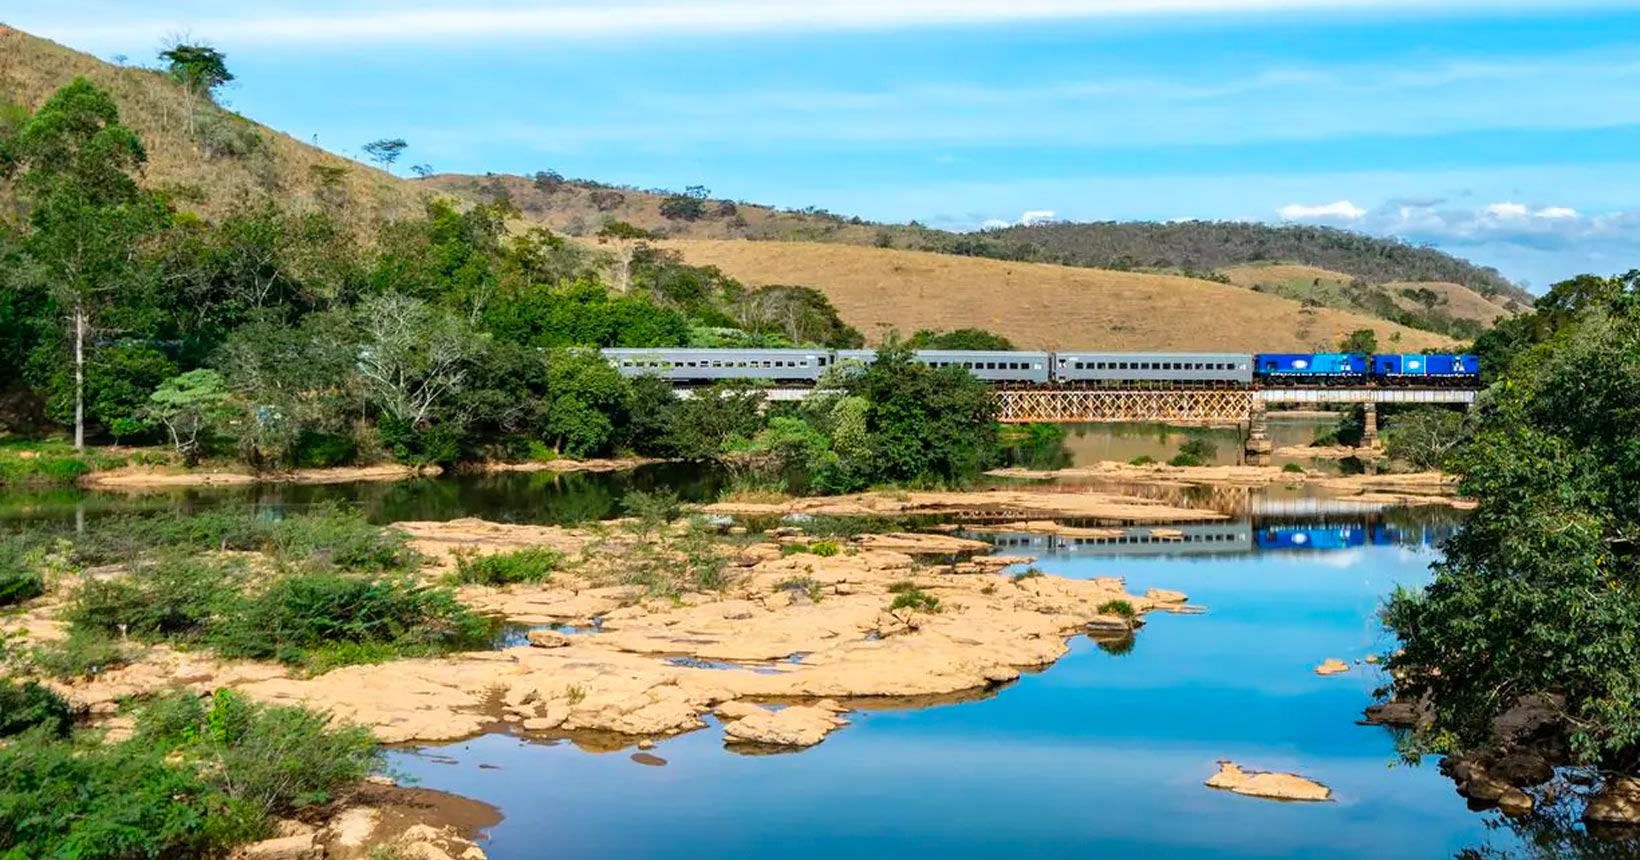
[
  {"xmin": 949, "ymin": 221, "xmax": 1523, "ymax": 300},
  {"xmin": 0, "ymin": 78, "xmax": 944, "ymax": 478}
]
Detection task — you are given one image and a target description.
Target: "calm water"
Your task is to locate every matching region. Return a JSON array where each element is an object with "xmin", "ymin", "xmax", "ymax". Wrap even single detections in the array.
[
  {"xmin": 1058, "ymin": 416, "xmax": 1340, "ymax": 468},
  {"xmin": 391, "ymin": 508, "xmax": 1524, "ymax": 860}
]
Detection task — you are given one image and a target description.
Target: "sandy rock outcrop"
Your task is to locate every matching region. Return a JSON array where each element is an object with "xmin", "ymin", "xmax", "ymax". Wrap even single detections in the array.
[
  {"xmin": 1584, "ymin": 776, "xmax": 1640, "ymax": 825},
  {"xmin": 1205, "ymin": 761, "xmax": 1332, "ymax": 802},
  {"xmin": 1314, "ymin": 658, "xmax": 1350, "ymax": 676},
  {"xmin": 237, "ymin": 834, "xmax": 321, "ymax": 860},
  {"xmin": 722, "ymin": 704, "xmax": 848, "ymax": 747}
]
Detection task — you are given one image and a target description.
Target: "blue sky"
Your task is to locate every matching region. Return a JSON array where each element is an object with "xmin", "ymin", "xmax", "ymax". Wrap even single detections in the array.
[{"xmin": 8, "ymin": 1, "xmax": 1640, "ymax": 289}]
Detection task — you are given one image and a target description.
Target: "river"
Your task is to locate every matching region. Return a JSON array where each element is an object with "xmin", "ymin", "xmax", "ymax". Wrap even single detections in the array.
[{"xmin": 4, "ymin": 438, "xmax": 1535, "ymax": 859}]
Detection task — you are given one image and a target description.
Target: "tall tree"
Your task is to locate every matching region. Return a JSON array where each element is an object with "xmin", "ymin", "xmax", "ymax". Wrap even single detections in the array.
[
  {"xmin": 158, "ymin": 43, "xmax": 234, "ymax": 136},
  {"xmin": 362, "ymin": 138, "xmax": 408, "ymax": 175},
  {"xmin": 13, "ymin": 78, "xmax": 164, "ymax": 450}
]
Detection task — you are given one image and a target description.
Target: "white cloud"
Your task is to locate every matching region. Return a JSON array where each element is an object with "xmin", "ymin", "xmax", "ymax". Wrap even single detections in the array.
[
  {"xmin": 1485, "ymin": 201, "xmax": 1530, "ymax": 218},
  {"xmin": 1019, "ymin": 209, "xmax": 1057, "ymax": 225},
  {"xmin": 15, "ymin": 0, "xmax": 1631, "ymax": 46},
  {"xmin": 1536, "ymin": 206, "xmax": 1579, "ymax": 219},
  {"xmin": 1277, "ymin": 200, "xmax": 1366, "ymax": 220}
]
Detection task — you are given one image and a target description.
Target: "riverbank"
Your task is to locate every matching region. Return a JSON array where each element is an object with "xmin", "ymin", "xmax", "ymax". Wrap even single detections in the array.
[
  {"xmin": 77, "ymin": 457, "xmax": 656, "ymax": 489},
  {"xmin": 705, "ymin": 487, "xmax": 1225, "ymax": 522}
]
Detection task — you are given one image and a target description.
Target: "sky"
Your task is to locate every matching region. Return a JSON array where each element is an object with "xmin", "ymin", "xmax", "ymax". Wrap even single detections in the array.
[{"xmin": 8, "ymin": 0, "xmax": 1640, "ymax": 290}]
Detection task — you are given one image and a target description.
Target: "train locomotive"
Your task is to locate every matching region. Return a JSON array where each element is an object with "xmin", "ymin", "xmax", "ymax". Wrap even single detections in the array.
[{"xmin": 601, "ymin": 348, "xmax": 1478, "ymax": 387}]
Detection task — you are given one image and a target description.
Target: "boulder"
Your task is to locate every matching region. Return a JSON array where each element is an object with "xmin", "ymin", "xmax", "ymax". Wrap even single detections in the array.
[
  {"xmin": 1498, "ymin": 788, "xmax": 1534, "ymax": 816},
  {"xmin": 1362, "ymin": 701, "xmax": 1420, "ymax": 727},
  {"xmin": 723, "ymin": 705, "xmax": 843, "ymax": 747},
  {"xmin": 1492, "ymin": 751, "xmax": 1554, "ymax": 788},
  {"xmin": 714, "ymin": 700, "xmax": 763, "ymax": 721},
  {"xmin": 1584, "ymin": 776, "xmax": 1640, "ymax": 825},
  {"xmin": 525, "ymin": 629, "xmax": 571, "ymax": 649},
  {"xmin": 1204, "ymin": 761, "xmax": 1332, "ymax": 802},
  {"xmin": 237, "ymin": 834, "xmax": 320, "ymax": 860},
  {"xmin": 1313, "ymin": 658, "xmax": 1350, "ymax": 676}
]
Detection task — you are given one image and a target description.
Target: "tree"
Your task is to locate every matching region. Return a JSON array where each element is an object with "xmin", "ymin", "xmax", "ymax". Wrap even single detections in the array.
[
  {"xmin": 13, "ymin": 78, "xmax": 164, "ymax": 451},
  {"xmin": 539, "ymin": 349, "xmax": 629, "ymax": 458},
  {"xmin": 848, "ymin": 339, "xmax": 999, "ymax": 486},
  {"xmin": 146, "ymin": 369, "xmax": 233, "ymax": 465},
  {"xmin": 907, "ymin": 328, "xmax": 1015, "ymax": 351},
  {"xmin": 1383, "ymin": 408, "xmax": 1467, "ymax": 470},
  {"xmin": 158, "ymin": 43, "xmax": 233, "ymax": 137},
  {"xmin": 409, "ymin": 164, "xmax": 434, "ymax": 179},
  {"xmin": 1382, "ymin": 276, "xmax": 1640, "ymax": 768},
  {"xmin": 361, "ymin": 138, "xmax": 408, "ymax": 175},
  {"xmin": 1339, "ymin": 328, "xmax": 1378, "ymax": 354},
  {"xmin": 354, "ymin": 293, "xmax": 481, "ymax": 429},
  {"xmin": 659, "ymin": 194, "xmax": 706, "ymax": 221}
]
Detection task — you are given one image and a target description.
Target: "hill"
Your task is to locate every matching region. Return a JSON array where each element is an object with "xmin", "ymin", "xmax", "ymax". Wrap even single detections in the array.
[
  {"xmin": 975, "ymin": 221, "xmax": 1531, "ymax": 304},
  {"xmin": 1219, "ymin": 263, "xmax": 1522, "ymax": 339},
  {"xmin": 0, "ymin": 25, "xmax": 429, "ymax": 230},
  {"xmin": 659, "ymin": 240, "xmax": 1458, "ymax": 352}
]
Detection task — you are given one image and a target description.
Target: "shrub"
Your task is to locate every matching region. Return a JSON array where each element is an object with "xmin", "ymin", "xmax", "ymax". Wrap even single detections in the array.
[
  {"xmin": 1176, "ymin": 435, "xmax": 1219, "ymax": 464},
  {"xmin": 450, "ymin": 547, "xmax": 561, "ymax": 586},
  {"xmin": 292, "ymin": 430, "xmax": 358, "ymax": 468},
  {"xmin": 1097, "ymin": 599, "xmax": 1137, "ymax": 620},
  {"xmin": 1167, "ymin": 453, "xmax": 1203, "ymax": 467},
  {"xmin": 29, "ymin": 630, "xmax": 131, "ymax": 680},
  {"xmin": 0, "ymin": 679, "xmax": 75, "ymax": 738},
  {"xmin": 69, "ymin": 556, "xmax": 242, "ymax": 641},
  {"xmin": 776, "ymin": 576, "xmax": 824, "ymax": 603},
  {"xmin": 1282, "ymin": 462, "xmax": 1306, "ymax": 473},
  {"xmin": 0, "ymin": 569, "xmax": 44, "ymax": 607},
  {"xmin": 145, "ymin": 690, "xmax": 382, "ymax": 822},
  {"xmin": 209, "ymin": 573, "xmax": 487, "ymax": 667},
  {"xmin": 622, "ymin": 488, "xmax": 682, "ymax": 530},
  {"xmin": 809, "ymin": 540, "xmax": 840, "ymax": 557},
  {"xmin": 0, "ymin": 730, "xmax": 250, "ymax": 860},
  {"xmin": 73, "ymin": 506, "xmax": 417, "ymax": 573},
  {"xmin": 1128, "ymin": 455, "xmax": 1157, "ymax": 466},
  {"xmin": 888, "ymin": 586, "xmax": 940, "ymax": 618},
  {"xmin": 1011, "ymin": 567, "xmax": 1045, "ymax": 582}
]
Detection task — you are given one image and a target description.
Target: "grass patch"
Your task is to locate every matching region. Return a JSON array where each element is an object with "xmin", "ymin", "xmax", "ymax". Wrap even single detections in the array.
[
  {"xmin": 1097, "ymin": 599, "xmax": 1137, "ymax": 621},
  {"xmin": 71, "ymin": 504, "xmax": 419, "ymax": 573},
  {"xmin": 1010, "ymin": 567, "xmax": 1045, "ymax": 583},
  {"xmin": 776, "ymin": 576, "xmax": 824, "ymax": 603},
  {"xmin": 28, "ymin": 630, "xmax": 131, "ymax": 680},
  {"xmin": 450, "ymin": 547, "xmax": 561, "ymax": 586}
]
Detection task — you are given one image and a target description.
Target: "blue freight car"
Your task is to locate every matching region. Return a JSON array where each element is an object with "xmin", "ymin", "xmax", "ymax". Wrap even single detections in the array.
[
  {"xmin": 1255, "ymin": 525, "xmax": 1367, "ymax": 551},
  {"xmin": 1254, "ymin": 353, "xmax": 1369, "ymax": 379}
]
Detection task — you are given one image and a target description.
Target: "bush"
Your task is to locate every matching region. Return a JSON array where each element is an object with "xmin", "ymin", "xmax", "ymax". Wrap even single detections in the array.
[
  {"xmin": 292, "ymin": 430, "xmax": 358, "ymax": 468},
  {"xmin": 450, "ymin": 547, "xmax": 561, "ymax": 586},
  {"xmin": 0, "ymin": 730, "xmax": 250, "ymax": 860},
  {"xmin": 888, "ymin": 586, "xmax": 940, "ymax": 617},
  {"xmin": 623, "ymin": 488, "xmax": 682, "ymax": 529},
  {"xmin": 1176, "ymin": 434, "xmax": 1219, "ymax": 464},
  {"xmin": 1011, "ymin": 567, "xmax": 1044, "ymax": 582},
  {"xmin": 0, "ymin": 569, "xmax": 44, "ymax": 607},
  {"xmin": 141, "ymin": 690, "xmax": 382, "ymax": 822},
  {"xmin": 1097, "ymin": 599, "xmax": 1136, "ymax": 620},
  {"xmin": 28, "ymin": 630, "xmax": 131, "ymax": 680},
  {"xmin": 1167, "ymin": 453, "xmax": 1203, "ymax": 467},
  {"xmin": 809, "ymin": 540, "xmax": 840, "ymax": 557},
  {"xmin": 74, "ymin": 506, "xmax": 418, "ymax": 573},
  {"xmin": 1128, "ymin": 455, "xmax": 1157, "ymax": 466},
  {"xmin": 209, "ymin": 573, "xmax": 487, "ymax": 667},
  {"xmin": 70, "ymin": 556, "xmax": 242, "ymax": 641},
  {"xmin": 1282, "ymin": 462, "xmax": 1306, "ymax": 473},
  {"xmin": 0, "ymin": 679, "xmax": 75, "ymax": 738}
]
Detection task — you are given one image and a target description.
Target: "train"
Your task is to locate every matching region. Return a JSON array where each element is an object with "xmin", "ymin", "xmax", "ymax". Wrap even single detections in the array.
[{"xmin": 600, "ymin": 348, "xmax": 1479, "ymax": 387}]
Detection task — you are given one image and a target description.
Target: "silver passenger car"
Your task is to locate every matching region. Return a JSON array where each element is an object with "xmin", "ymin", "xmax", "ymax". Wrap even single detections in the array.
[
  {"xmin": 1052, "ymin": 352, "xmax": 1253, "ymax": 385},
  {"xmin": 833, "ymin": 349, "xmax": 1052, "ymax": 383},
  {"xmin": 602, "ymin": 348, "xmax": 829, "ymax": 383}
]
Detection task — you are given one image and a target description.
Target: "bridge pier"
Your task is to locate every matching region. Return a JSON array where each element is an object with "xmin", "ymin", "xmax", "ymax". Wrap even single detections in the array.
[
  {"xmin": 1362, "ymin": 403, "xmax": 1380, "ymax": 450},
  {"xmin": 1244, "ymin": 401, "xmax": 1272, "ymax": 466}
]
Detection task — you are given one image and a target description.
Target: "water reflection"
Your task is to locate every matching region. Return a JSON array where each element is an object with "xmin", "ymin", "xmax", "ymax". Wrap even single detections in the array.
[{"xmin": 392, "ymin": 506, "xmax": 1530, "ymax": 860}]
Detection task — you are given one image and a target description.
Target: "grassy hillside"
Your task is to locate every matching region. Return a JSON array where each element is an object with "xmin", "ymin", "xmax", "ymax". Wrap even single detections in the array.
[
  {"xmin": 1220, "ymin": 263, "xmax": 1521, "ymax": 338},
  {"xmin": 661, "ymin": 240, "xmax": 1458, "ymax": 352},
  {"xmin": 0, "ymin": 26, "xmax": 430, "ymax": 230}
]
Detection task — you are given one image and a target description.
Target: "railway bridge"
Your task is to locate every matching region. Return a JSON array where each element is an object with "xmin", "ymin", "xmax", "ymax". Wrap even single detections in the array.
[{"xmin": 680, "ymin": 384, "xmax": 1479, "ymax": 462}]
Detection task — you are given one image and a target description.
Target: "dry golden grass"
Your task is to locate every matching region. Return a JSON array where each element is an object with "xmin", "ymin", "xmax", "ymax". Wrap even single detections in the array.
[
  {"xmin": 661, "ymin": 240, "xmax": 1457, "ymax": 351},
  {"xmin": 1220, "ymin": 263, "xmax": 1353, "ymax": 290},
  {"xmin": 1382, "ymin": 281, "xmax": 1521, "ymax": 326},
  {"xmin": 0, "ymin": 26, "xmax": 434, "ymax": 231}
]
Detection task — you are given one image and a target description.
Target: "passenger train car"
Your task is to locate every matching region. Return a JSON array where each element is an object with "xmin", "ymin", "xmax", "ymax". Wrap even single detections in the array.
[{"xmin": 600, "ymin": 348, "xmax": 1479, "ymax": 387}]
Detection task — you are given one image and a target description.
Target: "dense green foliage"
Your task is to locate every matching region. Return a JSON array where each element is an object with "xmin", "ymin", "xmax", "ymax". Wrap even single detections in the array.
[
  {"xmin": 0, "ymin": 690, "xmax": 379, "ymax": 860},
  {"xmin": 0, "ymin": 679, "xmax": 74, "ymax": 738},
  {"xmin": 450, "ymin": 546, "xmax": 561, "ymax": 585},
  {"xmin": 906, "ymin": 327, "xmax": 1015, "ymax": 350},
  {"xmin": 0, "ymin": 78, "xmax": 861, "ymax": 468},
  {"xmin": 1383, "ymin": 269, "xmax": 1640, "ymax": 767}
]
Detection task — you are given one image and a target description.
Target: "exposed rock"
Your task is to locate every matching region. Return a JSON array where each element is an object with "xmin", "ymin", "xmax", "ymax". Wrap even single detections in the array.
[
  {"xmin": 637, "ymin": 738, "xmax": 655, "ymax": 750},
  {"xmin": 1205, "ymin": 761, "xmax": 1332, "ymax": 802},
  {"xmin": 1585, "ymin": 776, "xmax": 1640, "ymax": 825},
  {"xmin": 525, "ymin": 629, "xmax": 571, "ymax": 649},
  {"xmin": 1314, "ymin": 658, "xmax": 1350, "ymax": 676},
  {"xmin": 1492, "ymin": 751, "xmax": 1555, "ymax": 788},
  {"xmin": 715, "ymin": 700, "xmax": 763, "ymax": 720},
  {"xmin": 631, "ymin": 752, "xmax": 667, "ymax": 766},
  {"xmin": 323, "ymin": 806, "xmax": 380, "ymax": 849},
  {"xmin": 1363, "ymin": 654, "xmax": 1382, "ymax": 665},
  {"xmin": 237, "ymin": 833, "xmax": 321, "ymax": 860},
  {"xmin": 1144, "ymin": 588, "xmax": 1188, "ymax": 603},
  {"xmin": 1362, "ymin": 700, "xmax": 1421, "ymax": 728},
  {"xmin": 1498, "ymin": 788, "xmax": 1534, "ymax": 816},
  {"xmin": 722, "ymin": 704, "xmax": 845, "ymax": 747}
]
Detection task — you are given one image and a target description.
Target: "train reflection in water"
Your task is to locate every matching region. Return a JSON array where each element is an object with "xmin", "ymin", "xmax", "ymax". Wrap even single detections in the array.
[{"xmin": 980, "ymin": 513, "xmax": 1459, "ymax": 558}]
